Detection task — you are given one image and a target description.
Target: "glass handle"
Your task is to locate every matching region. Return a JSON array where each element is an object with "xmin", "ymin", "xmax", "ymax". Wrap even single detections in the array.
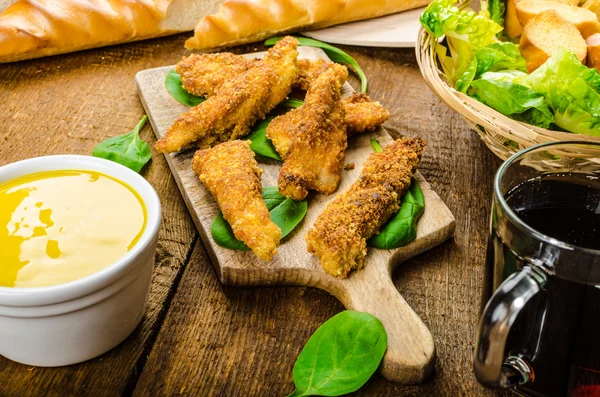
[{"xmin": 474, "ymin": 265, "xmax": 546, "ymax": 389}]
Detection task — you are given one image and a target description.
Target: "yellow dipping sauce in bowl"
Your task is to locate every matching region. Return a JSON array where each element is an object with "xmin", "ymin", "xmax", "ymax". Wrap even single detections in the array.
[{"xmin": 0, "ymin": 170, "xmax": 147, "ymax": 288}]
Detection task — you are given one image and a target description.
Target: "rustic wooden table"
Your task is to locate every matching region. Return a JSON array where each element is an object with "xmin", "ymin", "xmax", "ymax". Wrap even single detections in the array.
[{"xmin": 0, "ymin": 34, "xmax": 509, "ymax": 396}]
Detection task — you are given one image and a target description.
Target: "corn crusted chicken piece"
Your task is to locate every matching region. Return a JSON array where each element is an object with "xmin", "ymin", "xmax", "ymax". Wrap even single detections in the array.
[
  {"xmin": 267, "ymin": 92, "xmax": 389, "ymax": 160},
  {"xmin": 270, "ymin": 64, "xmax": 349, "ymax": 200},
  {"xmin": 306, "ymin": 138, "xmax": 426, "ymax": 278},
  {"xmin": 172, "ymin": 54, "xmax": 388, "ymax": 139},
  {"xmin": 294, "ymin": 58, "xmax": 333, "ymax": 90},
  {"xmin": 175, "ymin": 53, "xmax": 256, "ymax": 97},
  {"xmin": 155, "ymin": 36, "xmax": 299, "ymax": 153},
  {"xmin": 342, "ymin": 93, "xmax": 390, "ymax": 136},
  {"xmin": 192, "ymin": 141, "xmax": 281, "ymax": 261}
]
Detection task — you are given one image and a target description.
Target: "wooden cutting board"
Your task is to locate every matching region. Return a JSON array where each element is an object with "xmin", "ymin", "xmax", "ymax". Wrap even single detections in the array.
[{"xmin": 136, "ymin": 46, "xmax": 455, "ymax": 385}]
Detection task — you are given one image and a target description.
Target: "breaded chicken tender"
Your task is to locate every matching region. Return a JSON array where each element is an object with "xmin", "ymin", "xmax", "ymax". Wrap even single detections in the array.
[
  {"xmin": 193, "ymin": 141, "xmax": 281, "ymax": 261},
  {"xmin": 306, "ymin": 138, "xmax": 426, "ymax": 278},
  {"xmin": 342, "ymin": 93, "xmax": 390, "ymax": 136},
  {"xmin": 295, "ymin": 58, "xmax": 333, "ymax": 90},
  {"xmin": 176, "ymin": 53, "xmax": 256, "ymax": 97},
  {"xmin": 271, "ymin": 64, "xmax": 349, "ymax": 200},
  {"xmin": 155, "ymin": 36, "xmax": 298, "ymax": 153},
  {"xmin": 267, "ymin": 92, "xmax": 390, "ymax": 159}
]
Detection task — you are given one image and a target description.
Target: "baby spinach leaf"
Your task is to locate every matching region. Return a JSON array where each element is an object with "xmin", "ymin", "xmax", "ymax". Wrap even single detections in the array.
[
  {"xmin": 165, "ymin": 69, "xmax": 205, "ymax": 107},
  {"xmin": 370, "ymin": 138, "xmax": 382, "ymax": 153},
  {"xmin": 92, "ymin": 116, "xmax": 152, "ymax": 173},
  {"xmin": 263, "ymin": 186, "xmax": 287, "ymax": 209},
  {"xmin": 248, "ymin": 118, "xmax": 282, "ymax": 160},
  {"xmin": 280, "ymin": 98, "xmax": 304, "ymax": 108},
  {"xmin": 288, "ymin": 310, "xmax": 387, "ymax": 397},
  {"xmin": 211, "ymin": 213, "xmax": 252, "ymax": 251},
  {"xmin": 368, "ymin": 179, "xmax": 425, "ymax": 249},
  {"xmin": 247, "ymin": 100, "xmax": 303, "ymax": 161},
  {"xmin": 265, "ymin": 36, "xmax": 368, "ymax": 93},
  {"xmin": 211, "ymin": 187, "xmax": 308, "ymax": 250}
]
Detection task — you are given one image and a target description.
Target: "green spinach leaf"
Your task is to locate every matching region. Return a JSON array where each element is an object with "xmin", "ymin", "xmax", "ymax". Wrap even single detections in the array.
[
  {"xmin": 92, "ymin": 116, "xmax": 152, "ymax": 173},
  {"xmin": 370, "ymin": 138, "xmax": 383, "ymax": 153},
  {"xmin": 288, "ymin": 310, "xmax": 387, "ymax": 397},
  {"xmin": 280, "ymin": 98, "xmax": 304, "ymax": 108},
  {"xmin": 211, "ymin": 187, "xmax": 308, "ymax": 250},
  {"xmin": 247, "ymin": 118, "xmax": 282, "ymax": 160},
  {"xmin": 368, "ymin": 179, "xmax": 425, "ymax": 249},
  {"xmin": 247, "ymin": 100, "xmax": 303, "ymax": 160},
  {"xmin": 165, "ymin": 69, "xmax": 205, "ymax": 107},
  {"xmin": 265, "ymin": 36, "xmax": 368, "ymax": 93}
]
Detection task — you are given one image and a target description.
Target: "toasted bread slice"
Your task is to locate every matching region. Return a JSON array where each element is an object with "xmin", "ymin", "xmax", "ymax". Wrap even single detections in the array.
[
  {"xmin": 555, "ymin": 0, "xmax": 582, "ymax": 5},
  {"xmin": 587, "ymin": 32, "xmax": 600, "ymax": 70},
  {"xmin": 505, "ymin": 0, "xmax": 524, "ymax": 38},
  {"xmin": 520, "ymin": 10, "xmax": 587, "ymax": 71},
  {"xmin": 516, "ymin": 0, "xmax": 600, "ymax": 38},
  {"xmin": 582, "ymin": 0, "xmax": 600, "ymax": 20}
]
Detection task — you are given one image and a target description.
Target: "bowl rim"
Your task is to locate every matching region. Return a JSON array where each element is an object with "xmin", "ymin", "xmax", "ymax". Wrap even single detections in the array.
[
  {"xmin": 0, "ymin": 155, "xmax": 161, "ymax": 307},
  {"xmin": 495, "ymin": 140, "xmax": 600, "ymax": 256}
]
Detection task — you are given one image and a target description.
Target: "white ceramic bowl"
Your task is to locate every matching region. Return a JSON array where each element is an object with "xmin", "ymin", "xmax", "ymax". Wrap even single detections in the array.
[{"xmin": 0, "ymin": 155, "xmax": 161, "ymax": 367}]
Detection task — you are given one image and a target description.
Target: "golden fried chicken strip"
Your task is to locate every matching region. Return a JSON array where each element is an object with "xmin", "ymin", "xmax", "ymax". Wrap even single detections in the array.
[
  {"xmin": 175, "ymin": 53, "xmax": 256, "ymax": 97},
  {"xmin": 342, "ymin": 93, "xmax": 390, "ymax": 136},
  {"xmin": 271, "ymin": 64, "xmax": 349, "ymax": 200},
  {"xmin": 155, "ymin": 36, "xmax": 298, "ymax": 153},
  {"xmin": 306, "ymin": 138, "xmax": 426, "ymax": 278},
  {"xmin": 193, "ymin": 140, "xmax": 281, "ymax": 261},
  {"xmin": 295, "ymin": 58, "xmax": 333, "ymax": 90},
  {"xmin": 267, "ymin": 92, "xmax": 389, "ymax": 159}
]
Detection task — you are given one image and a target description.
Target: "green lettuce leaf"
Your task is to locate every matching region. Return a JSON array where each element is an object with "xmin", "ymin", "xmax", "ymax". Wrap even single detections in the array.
[
  {"xmin": 481, "ymin": 0, "xmax": 506, "ymax": 28},
  {"xmin": 470, "ymin": 73, "xmax": 554, "ymax": 128},
  {"xmin": 420, "ymin": 0, "xmax": 503, "ymax": 82},
  {"xmin": 456, "ymin": 42, "xmax": 527, "ymax": 92},
  {"xmin": 526, "ymin": 47, "xmax": 600, "ymax": 135}
]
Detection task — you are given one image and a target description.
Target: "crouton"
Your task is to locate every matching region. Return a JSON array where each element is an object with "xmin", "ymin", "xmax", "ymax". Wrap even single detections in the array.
[
  {"xmin": 520, "ymin": 10, "xmax": 587, "ymax": 71},
  {"xmin": 587, "ymin": 32, "xmax": 600, "ymax": 70},
  {"xmin": 582, "ymin": 0, "xmax": 600, "ymax": 20},
  {"xmin": 506, "ymin": 0, "xmax": 524, "ymax": 38},
  {"xmin": 516, "ymin": 0, "xmax": 600, "ymax": 38}
]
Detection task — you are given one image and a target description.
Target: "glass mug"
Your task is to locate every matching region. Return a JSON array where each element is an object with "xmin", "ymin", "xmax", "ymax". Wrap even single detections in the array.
[{"xmin": 474, "ymin": 141, "xmax": 600, "ymax": 397}]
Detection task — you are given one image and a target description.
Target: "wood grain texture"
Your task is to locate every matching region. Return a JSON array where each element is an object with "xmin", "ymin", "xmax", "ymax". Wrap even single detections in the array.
[
  {"xmin": 0, "ymin": 34, "xmax": 199, "ymax": 397},
  {"xmin": 0, "ymin": 33, "xmax": 509, "ymax": 396},
  {"xmin": 136, "ymin": 47, "xmax": 455, "ymax": 384}
]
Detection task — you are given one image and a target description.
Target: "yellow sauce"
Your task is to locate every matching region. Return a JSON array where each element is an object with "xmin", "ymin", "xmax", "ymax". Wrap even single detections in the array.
[{"xmin": 0, "ymin": 170, "xmax": 147, "ymax": 288}]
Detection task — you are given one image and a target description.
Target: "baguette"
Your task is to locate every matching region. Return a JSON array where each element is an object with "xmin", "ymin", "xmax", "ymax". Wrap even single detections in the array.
[
  {"xmin": 185, "ymin": 0, "xmax": 431, "ymax": 50},
  {"xmin": 516, "ymin": 0, "xmax": 600, "ymax": 38},
  {"xmin": 0, "ymin": 0, "xmax": 224, "ymax": 63},
  {"xmin": 520, "ymin": 10, "xmax": 587, "ymax": 72}
]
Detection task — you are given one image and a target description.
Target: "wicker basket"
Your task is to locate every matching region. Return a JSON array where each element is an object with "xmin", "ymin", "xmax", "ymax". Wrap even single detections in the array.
[{"xmin": 415, "ymin": 24, "xmax": 600, "ymax": 160}]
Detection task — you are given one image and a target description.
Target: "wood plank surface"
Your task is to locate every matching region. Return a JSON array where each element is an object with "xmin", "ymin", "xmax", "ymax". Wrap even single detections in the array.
[{"xmin": 0, "ymin": 33, "xmax": 508, "ymax": 396}]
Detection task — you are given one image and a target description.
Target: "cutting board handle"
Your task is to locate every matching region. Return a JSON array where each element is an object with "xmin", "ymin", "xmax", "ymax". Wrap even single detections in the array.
[{"xmin": 333, "ymin": 254, "xmax": 435, "ymax": 384}]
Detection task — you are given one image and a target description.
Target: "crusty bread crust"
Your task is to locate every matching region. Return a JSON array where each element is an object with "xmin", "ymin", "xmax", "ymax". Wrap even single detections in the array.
[
  {"xmin": 0, "ymin": 0, "xmax": 223, "ymax": 63},
  {"xmin": 520, "ymin": 10, "xmax": 587, "ymax": 72},
  {"xmin": 587, "ymin": 32, "xmax": 600, "ymax": 70},
  {"xmin": 185, "ymin": 0, "xmax": 431, "ymax": 50},
  {"xmin": 505, "ymin": 0, "xmax": 524, "ymax": 38},
  {"xmin": 516, "ymin": 0, "xmax": 600, "ymax": 38}
]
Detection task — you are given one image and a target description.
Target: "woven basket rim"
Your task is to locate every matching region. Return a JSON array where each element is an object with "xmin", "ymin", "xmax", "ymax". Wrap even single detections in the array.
[{"xmin": 415, "ymin": 22, "xmax": 600, "ymax": 160}]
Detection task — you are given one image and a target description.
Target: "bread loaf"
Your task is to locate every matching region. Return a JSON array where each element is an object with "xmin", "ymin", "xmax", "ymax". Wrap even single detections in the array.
[
  {"xmin": 185, "ymin": 0, "xmax": 431, "ymax": 50},
  {"xmin": 0, "ymin": 0, "xmax": 224, "ymax": 63},
  {"xmin": 520, "ymin": 10, "xmax": 587, "ymax": 72}
]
